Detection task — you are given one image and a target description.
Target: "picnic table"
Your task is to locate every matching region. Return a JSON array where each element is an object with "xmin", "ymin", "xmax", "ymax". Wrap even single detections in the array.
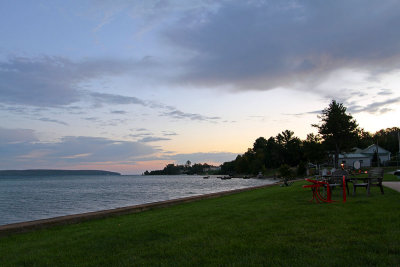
[
  {"xmin": 350, "ymin": 168, "xmax": 384, "ymax": 195},
  {"xmin": 304, "ymin": 168, "xmax": 385, "ymax": 203}
]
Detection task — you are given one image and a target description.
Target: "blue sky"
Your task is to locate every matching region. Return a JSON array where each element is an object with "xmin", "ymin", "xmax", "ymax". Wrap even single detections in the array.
[{"xmin": 1, "ymin": 0, "xmax": 400, "ymax": 174}]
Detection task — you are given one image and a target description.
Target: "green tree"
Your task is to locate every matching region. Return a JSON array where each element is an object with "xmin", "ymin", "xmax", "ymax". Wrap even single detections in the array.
[
  {"xmin": 252, "ymin": 137, "xmax": 268, "ymax": 174},
  {"xmin": 303, "ymin": 133, "xmax": 326, "ymax": 165},
  {"xmin": 313, "ymin": 100, "xmax": 358, "ymax": 168},
  {"xmin": 265, "ymin": 137, "xmax": 281, "ymax": 168},
  {"xmin": 221, "ymin": 160, "xmax": 236, "ymax": 174},
  {"xmin": 356, "ymin": 128, "xmax": 374, "ymax": 149},
  {"xmin": 164, "ymin": 163, "xmax": 181, "ymax": 175},
  {"xmin": 373, "ymin": 127, "xmax": 400, "ymax": 154},
  {"xmin": 276, "ymin": 130, "xmax": 302, "ymax": 166}
]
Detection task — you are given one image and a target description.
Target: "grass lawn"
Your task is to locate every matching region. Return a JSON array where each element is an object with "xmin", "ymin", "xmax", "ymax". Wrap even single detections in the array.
[
  {"xmin": 384, "ymin": 173, "xmax": 400, "ymax": 181},
  {"xmin": 0, "ymin": 180, "xmax": 399, "ymax": 266},
  {"xmin": 384, "ymin": 168, "xmax": 400, "ymax": 181}
]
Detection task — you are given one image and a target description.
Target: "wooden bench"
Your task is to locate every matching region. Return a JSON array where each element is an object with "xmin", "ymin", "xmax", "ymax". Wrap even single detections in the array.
[
  {"xmin": 329, "ymin": 169, "xmax": 350, "ymax": 195},
  {"xmin": 352, "ymin": 168, "xmax": 384, "ymax": 195}
]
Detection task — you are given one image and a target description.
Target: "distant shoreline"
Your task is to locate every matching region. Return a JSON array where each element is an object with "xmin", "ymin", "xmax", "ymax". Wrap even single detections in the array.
[{"xmin": 0, "ymin": 169, "xmax": 121, "ymax": 176}]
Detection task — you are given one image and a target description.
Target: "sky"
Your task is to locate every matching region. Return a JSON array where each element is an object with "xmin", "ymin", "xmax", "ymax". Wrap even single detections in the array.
[{"xmin": 1, "ymin": 0, "xmax": 400, "ymax": 174}]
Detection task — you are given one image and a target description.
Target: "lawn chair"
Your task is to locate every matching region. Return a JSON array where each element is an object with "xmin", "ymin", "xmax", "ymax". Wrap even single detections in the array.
[
  {"xmin": 303, "ymin": 178, "xmax": 333, "ymax": 203},
  {"xmin": 352, "ymin": 167, "xmax": 384, "ymax": 195}
]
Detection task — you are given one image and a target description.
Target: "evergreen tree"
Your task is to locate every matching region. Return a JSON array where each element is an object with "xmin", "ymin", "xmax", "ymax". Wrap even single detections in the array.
[
  {"xmin": 303, "ymin": 133, "xmax": 326, "ymax": 165},
  {"xmin": 313, "ymin": 100, "xmax": 358, "ymax": 168}
]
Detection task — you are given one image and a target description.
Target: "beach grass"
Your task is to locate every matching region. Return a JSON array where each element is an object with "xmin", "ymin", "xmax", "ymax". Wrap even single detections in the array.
[{"xmin": 0, "ymin": 179, "xmax": 399, "ymax": 266}]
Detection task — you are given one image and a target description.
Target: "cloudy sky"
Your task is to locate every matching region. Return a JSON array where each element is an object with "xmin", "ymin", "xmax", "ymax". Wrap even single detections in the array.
[{"xmin": 1, "ymin": 0, "xmax": 399, "ymax": 174}]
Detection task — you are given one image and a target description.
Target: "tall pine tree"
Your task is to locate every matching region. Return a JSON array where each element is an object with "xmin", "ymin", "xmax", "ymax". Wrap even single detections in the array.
[{"xmin": 313, "ymin": 100, "xmax": 358, "ymax": 168}]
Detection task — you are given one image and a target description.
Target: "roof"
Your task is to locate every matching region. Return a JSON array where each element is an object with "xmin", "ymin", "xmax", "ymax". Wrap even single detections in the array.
[
  {"xmin": 339, "ymin": 153, "xmax": 370, "ymax": 159},
  {"xmin": 352, "ymin": 147, "xmax": 364, "ymax": 153},
  {"xmin": 362, "ymin": 144, "xmax": 390, "ymax": 155}
]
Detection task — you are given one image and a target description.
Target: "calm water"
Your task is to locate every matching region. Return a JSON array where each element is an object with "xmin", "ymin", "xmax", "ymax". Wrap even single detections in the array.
[{"xmin": 0, "ymin": 175, "xmax": 275, "ymax": 226}]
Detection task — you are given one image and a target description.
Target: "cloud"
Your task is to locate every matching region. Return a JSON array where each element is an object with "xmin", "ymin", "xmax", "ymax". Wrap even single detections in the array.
[
  {"xmin": 89, "ymin": 1, "xmax": 219, "ymax": 34},
  {"xmin": 83, "ymin": 117, "xmax": 100, "ymax": 122},
  {"xmin": 89, "ymin": 92, "xmax": 147, "ymax": 107},
  {"xmin": 129, "ymin": 130, "xmax": 176, "ymax": 143},
  {"xmin": 110, "ymin": 110, "xmax": 128, "ymax": 115},
  {"xmin": 377, "ymin": 89, "xmax": 393, "ymax": 96},
  {"xmin": 0, "ymin": 127, "xmax": 38, "ymax": 144},
  {"xmin": 37, "ymin": 117, "xmax": 69, "ymax": 126},
  {"xmin": 348, "ymin": 96, "xmax": 400, "ymax": 114},
  {"xmin": 290, "ymin": 96, "xmax": 400, "ymax": 117},
  {"xmin": 3, "ymin": 1, "xmax": 400, "ymax": 107},
  {"xmin": 49, "ymin": 136, "xmax": 157, "ymax": 162},
  {"xmin": 162, "ymin": 131, "xmax": 178, "ymax": 136},
  {"xmin": 164, "ymin": 1, "xmax": 400, "ymax": 91},
  {"xmin": 129, "ymin": 132, "xmax": 152, "ymax": 138},
  {"xmin": 0, "ymin": 56, "xmax": 81, "ymax": 107},
  {"xmin": 0, "ymin": 131, "xmax": 158, "ymax": 169},
  {"xmin": 0, "ymin": 56, "xmax": 155, "ymax": 107},
  {"xmin": 161, "ymin": 109, "xmax": 220, "ymax": 122},
  {"xmin": 285, "ymin": 110, "xmax": 322, "ymax": 117},
  {"xmin": 139, "ymin": 136, "xmax": 172, "ymax": 143},
  {"xmin": 0, "ymin": 54, "xmax": 222, "ymax": 122}
]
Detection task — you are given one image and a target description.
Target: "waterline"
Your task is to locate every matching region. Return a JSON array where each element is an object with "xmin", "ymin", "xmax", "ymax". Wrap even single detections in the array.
[{"xmin": 0, "ymin": 175, "xmax": 275, "ymax": 226}]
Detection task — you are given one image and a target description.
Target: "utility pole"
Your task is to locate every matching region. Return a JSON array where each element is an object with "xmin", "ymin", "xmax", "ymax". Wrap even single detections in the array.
[
  {"xmin": 398, "ymin": 132, "xmax": 400, "ymax": 168},
  {"xmin": 376, "ymin": 140, "xmax": 380, "ymax": 167}
]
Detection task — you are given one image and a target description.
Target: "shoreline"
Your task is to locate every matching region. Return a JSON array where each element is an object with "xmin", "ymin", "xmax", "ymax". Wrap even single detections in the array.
[{"xmin": 0, "ymin": 182, "xmax": 280, "ymax": 236}]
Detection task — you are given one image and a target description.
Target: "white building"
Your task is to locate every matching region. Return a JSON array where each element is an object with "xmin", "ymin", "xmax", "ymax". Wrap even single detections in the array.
[
  {"xmin": 203, "ymin": 166, "xmax": 221, "ymax": 172},
  {"xmin": 339, "ymin": 145, "xmax": 391, "ymax": 168}
]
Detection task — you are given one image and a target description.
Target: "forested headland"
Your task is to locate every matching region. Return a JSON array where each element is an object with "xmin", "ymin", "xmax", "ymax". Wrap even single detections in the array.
[{"xmin": 144, "ymin": 162, "xmax": 219, "ymax": 175}]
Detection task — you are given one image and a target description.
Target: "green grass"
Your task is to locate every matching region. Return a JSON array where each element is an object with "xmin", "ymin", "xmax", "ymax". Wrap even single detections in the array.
[
  {"xmin": 353, "ymin": 172, "xmax": 399, "ymax": 181},
  {"xmin": 384, "ymin": 173, "xmax": 400, "ymax": 181},
  {"xmin": 383, "ymin": 167, "xmax": 400, "ymax": 181},
  {"xmin": 1, "ymin": 182, "xmax": 399, "ymax": 266}
]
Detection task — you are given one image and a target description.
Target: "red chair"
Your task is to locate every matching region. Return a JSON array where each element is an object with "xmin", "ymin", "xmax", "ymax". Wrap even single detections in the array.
[{"xmin": 304, "ymin": 176, "xmax": 347, "ymax": 203}]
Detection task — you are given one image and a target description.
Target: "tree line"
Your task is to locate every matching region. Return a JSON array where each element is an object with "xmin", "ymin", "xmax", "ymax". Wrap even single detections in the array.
[
  {"xmin": 144, "ymin": 161, "xmax": 219, "ymax": 175},
  {"xmin": 221, "ymin": 100, "xmax": 399, "ymax": 176}
]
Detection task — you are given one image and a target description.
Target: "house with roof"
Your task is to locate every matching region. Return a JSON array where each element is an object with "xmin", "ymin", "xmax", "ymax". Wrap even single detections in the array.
[{"xmin": 339, "ymin": 144, "xmax": 391, "ymax": 169}]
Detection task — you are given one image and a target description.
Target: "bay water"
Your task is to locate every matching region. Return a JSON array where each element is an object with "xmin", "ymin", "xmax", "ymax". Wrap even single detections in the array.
[{"xmin": 0, "ymin": 175, "xmax": 275, "ymax": 226}]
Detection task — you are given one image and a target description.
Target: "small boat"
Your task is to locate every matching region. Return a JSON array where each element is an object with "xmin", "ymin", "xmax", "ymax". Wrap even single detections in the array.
[
  {"xmin": 221, "ymin": 176, "xmax": 231, "ymax": 180},
  {"xmin": 203, "ymin": 176, "xmax": 210, "ymax": 179}
]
